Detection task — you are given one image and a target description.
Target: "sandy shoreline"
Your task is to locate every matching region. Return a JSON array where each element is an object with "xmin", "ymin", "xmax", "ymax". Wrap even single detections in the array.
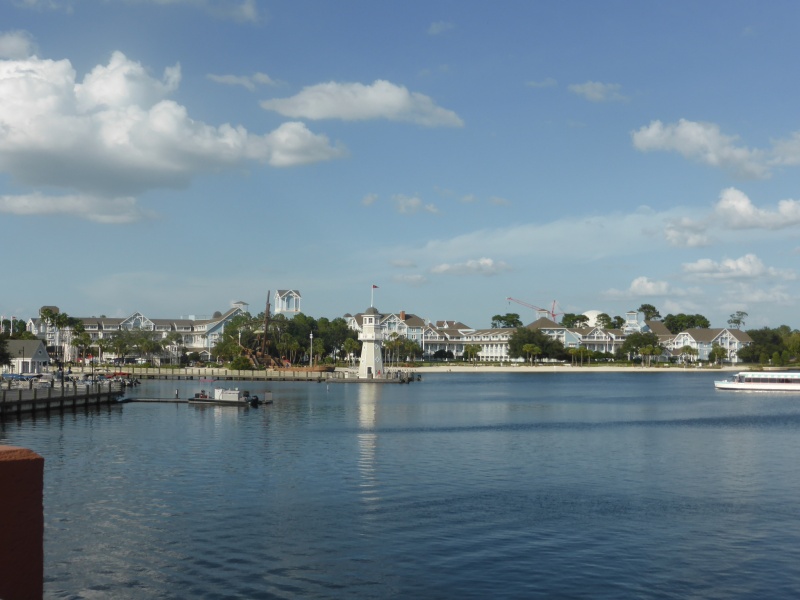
[{"xmin": 413, "ymin": 365, "xmax": 743, "ymax": 374}]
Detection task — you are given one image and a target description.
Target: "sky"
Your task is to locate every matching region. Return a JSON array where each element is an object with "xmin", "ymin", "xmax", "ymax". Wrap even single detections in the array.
[{"xmin": 2, "ymin": 0, "xmax": 800, "ymax": 330}]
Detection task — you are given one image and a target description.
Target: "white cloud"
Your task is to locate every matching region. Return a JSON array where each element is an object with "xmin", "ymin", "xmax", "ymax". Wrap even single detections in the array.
[
  {"xmin": 261, "ymin": 80, "xmax": 464, "ymax": 127},
  {"xmin": 664, "ymin": 217, "xmax": 711, "ymax": 247},
  {"xmin": 260, "ymin": 122, "xmax": 346, "ymax": 167},
  {"xmin": 362, "ymin": 193, "xmax": 378, "ymax": 206},
  {"xmin": 713, "ymin": 187, "xmax": 800, "ymax": 229},
  {"xmin": 603, "ymin": 276, "xmax": 683, "ymax": 299},
  {"xmin": 428, "ymin": 21, "xmax": 455, "ymax": 35},
  {"xmin": 682, "ymin": 253, "xmax": 795, "ymax": 281},
  {"xmin": 0, "ymin": 193, "xmax": 152, "ymax": 223},
  {"xmin": 631, "ymin": 119, "xmax": 768, "ymax": 179},
  {"xmin": 207, "ymin": 72, "xmax": 276, "ymax": 91},
  {"xmin": 489, "ymin": 196, "xmax": 511, "ymax": 206},
  {"xmin": 393, "ymin": 194, "xmax": 439, "ymax": 214},
  {"xmin": 568, "ymin": 81, "xmax": 627, "ymax": 102},
  {"xmin": 0, "ymin": 31, "xmax": 36, "ymax": 59},
  {"xmin": 0, "ymin": 50, "xmax": 345, "ymax": 221},
  {"xmin": 75, "ymin": 50, "xmax": 180, "ymax": 111},
  {"xmin": 430, "ymin": 257, "xmax": 510, "ymax": 276},
  {"xmin": 629, "ymin": 276, "xmax": 671, "ymax": 295},
  {"xmin": 460, "ymin": 194, "xmax": 478, "ymax": 203}
]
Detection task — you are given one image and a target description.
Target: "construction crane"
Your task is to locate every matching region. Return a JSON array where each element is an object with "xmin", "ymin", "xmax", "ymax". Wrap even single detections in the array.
[{"xmin": 506, "ymin": 297, "xmax": 564, "ymax": 322}]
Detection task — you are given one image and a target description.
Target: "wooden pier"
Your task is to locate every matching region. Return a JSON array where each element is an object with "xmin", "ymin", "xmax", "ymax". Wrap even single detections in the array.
[{"xmin": 0, "ymin": 382, "xmax": 125, "ymax": 418}]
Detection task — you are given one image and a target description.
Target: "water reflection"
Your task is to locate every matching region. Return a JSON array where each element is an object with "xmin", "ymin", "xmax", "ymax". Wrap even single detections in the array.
[{"xmin": 357, "ymin": 384, "xmax": 382, "ymax": 510}]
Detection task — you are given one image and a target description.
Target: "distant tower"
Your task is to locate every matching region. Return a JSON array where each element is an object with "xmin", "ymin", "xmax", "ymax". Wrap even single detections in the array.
[{"xmin": 358, "ymin": 306, "xmax": 384, "ymax": 379}]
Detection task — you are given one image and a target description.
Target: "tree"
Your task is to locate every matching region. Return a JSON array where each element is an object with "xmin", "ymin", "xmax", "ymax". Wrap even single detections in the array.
[
  {"xmin": 163, "ymin": 331, "xmax": 186, "ymax": 365},
  {"xmin": 620, "ymin": 332, "xmax": 661, "ymax": 361},
  {"xmin": 677, "ymin": 345, "xmax": 698, "ymax": 364},
  {"xmin": 229, "ymin": 356, "xmax": 252, "ymax": 370},
  {"xmin": 611, "ymin": 315, "xmax": 625, "ymax": 329},
  {"xmin": 343, "ymin": 337, "xmax": 361, "ymax": 366},
  {"xmin": 433, "ymin": 349, "xmax": 454, "ymax": 360},
  {"xmin": 595, "ymin": 313, "xmax": 614, "ymax": 329},
  {"xmin": 462, "ymin": 344, "xmax": 482, "ymax": 361},
  {"xmin": 0, "ymin": 335, "xmax": 10, "ymax": 367},
  {"xmin": 561, "ymin": 314, "xmax": 589, "ymax": 328},
  {"xmin": 71, "ymin": 332, "xmax": 93, "ymax": 363},
  {"xmin": 662, "ymin": 313, "xmax": 711, "ymax": 334},
  {"xmin": 637, "ymin": 304, "xmax": 661, "ymax": 321},
  {"xmin": 737, "ymin": 327, "xmax": 787, "ymax": 363},
  {"xmin": 491, "ymin": 313, "xmax": 523, "ymax": 328},
  {"xmin": 727, "ymin": 311, "xmax": 748, "ymax": 329},
  {"xmin": 509, "ymin": 327, "xmax": 567, "ymax": 361},
  {"xmin": 522, "ymin": 343, "xmax": 541, "ymax": 365}
]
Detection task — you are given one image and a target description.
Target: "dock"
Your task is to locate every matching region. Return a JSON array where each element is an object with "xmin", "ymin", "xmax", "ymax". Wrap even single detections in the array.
[{"xmin": 0, "ymin": 382, "xmax": 125, "ymax": 418}]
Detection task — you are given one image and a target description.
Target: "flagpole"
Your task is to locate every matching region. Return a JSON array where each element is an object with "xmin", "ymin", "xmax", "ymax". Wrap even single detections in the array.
[{"xmin": 371, "ymin": 285, "xmax": 374, "ymax": 307}]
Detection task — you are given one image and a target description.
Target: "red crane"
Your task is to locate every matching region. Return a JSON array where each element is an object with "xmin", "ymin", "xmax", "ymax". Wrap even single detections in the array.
[{"xmin": 506, "ymin": 297, "xmax": 564, "ymax": 322}]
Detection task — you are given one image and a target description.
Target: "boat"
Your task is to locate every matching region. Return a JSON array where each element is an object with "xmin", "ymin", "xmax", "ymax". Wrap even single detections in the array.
[
  {"xmin": 714, "ymin": 371, "xmax": 800, "ymax": 392},
  {"xmin": 189, "ymin": 388, "xmax": 273, "ymax": 406}
]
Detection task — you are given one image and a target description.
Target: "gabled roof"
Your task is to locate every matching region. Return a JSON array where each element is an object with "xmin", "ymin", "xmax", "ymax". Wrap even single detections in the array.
[
  {"xmin": 6, "ymin": 339, "xmax": 49, "ymax": 359},
  {"xmin": 526, "ymin": 317, "xmax": 562, "ymax": 329},
  {"xmin": 675, "ymin": 328, "xmax": 750, "ymax": 344},
  {"xmin": 645, "ymin": 320, "xmax": 672, "ymax": 335}
]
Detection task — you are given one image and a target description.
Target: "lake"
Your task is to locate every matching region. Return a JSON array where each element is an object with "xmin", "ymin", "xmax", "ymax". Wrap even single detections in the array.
[{"xmin": 3, "ymin": 371, "xmax": 800, "ymax": 599}]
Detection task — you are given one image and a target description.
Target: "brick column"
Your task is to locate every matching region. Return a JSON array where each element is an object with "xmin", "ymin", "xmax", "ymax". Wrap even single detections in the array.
[{"xmin": 0, "ymin": 445, "xmax": 44, "ymax": 600}]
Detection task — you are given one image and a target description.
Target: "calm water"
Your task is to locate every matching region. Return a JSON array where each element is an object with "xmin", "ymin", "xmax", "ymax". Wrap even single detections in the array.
[{"xmin": 3, "ymin": 371, "xmax": 800, "ymax": 599}]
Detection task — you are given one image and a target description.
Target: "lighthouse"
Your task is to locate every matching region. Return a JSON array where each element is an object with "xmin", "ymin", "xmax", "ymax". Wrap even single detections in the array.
[{"xmin": 358, "ymin": 306, "xmax": 384, "ymax": 379}]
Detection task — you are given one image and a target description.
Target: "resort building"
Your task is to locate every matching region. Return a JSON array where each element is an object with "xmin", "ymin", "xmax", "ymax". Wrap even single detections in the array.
[
  {"xmin": 669, "ymin": 328, "xmax": 753, "ymax": 363},
  {"xmin": 346, "ymin": 309, "xmax": 752, "ymax": 364},
  {"xmin": 27, "ymin": 302, "xmax": 250, "ymax": 363}
]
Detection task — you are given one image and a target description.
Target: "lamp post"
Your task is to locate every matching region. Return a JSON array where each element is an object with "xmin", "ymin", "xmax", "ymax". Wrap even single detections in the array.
[{"xmin": 309, "ymin": 332, "xmax": 313, "ymax": 369}]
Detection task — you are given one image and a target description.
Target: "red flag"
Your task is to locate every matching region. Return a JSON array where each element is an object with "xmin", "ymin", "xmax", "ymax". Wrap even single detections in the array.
[{"xmin": 372, "ymin": 285, "xmax": 379, "ymax": 289}]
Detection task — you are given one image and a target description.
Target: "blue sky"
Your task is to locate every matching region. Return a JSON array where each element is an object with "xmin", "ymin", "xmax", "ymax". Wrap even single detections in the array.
[{"xmin": 2, "ymin": 0, "xmax": 800, "ymax": 330}]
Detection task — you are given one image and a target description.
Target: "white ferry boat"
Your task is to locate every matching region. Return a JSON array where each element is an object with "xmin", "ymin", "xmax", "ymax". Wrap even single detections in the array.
[{"xmin": 714, "ymin": 371, "xmax": 800, "ymax": 392}]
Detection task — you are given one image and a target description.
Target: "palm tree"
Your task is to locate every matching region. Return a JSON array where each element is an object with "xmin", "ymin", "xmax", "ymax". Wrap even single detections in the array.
[
  {"xmin": 463, "ymin": 344, "xmax": 481, "ymax": 362},
  {"xmin": 343, "ymin": 337, "xmax": 360, "ymax": 366}
]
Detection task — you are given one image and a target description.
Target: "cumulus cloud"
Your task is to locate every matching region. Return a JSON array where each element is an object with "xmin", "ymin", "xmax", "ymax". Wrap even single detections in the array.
[
  {"xmin": 568, "ymin": 81, "xmax": 627, "ymax": 102},
  {"xmin": 261, "ymin": 80, "xmax": 464, "ymax": 127},
  {"xmin": 713, "ymin": 187, "xmax": 800, "ymax": 229},
  {"xmin": 682, "ymin": 254, "xmax": 795, "ymax": 281},
  {"xmin": 664, "ymin": 217, "xmax": 711, "ymax": 247},
  {"xmin": 631, "ymin": 119, "xmax": 768, "ymax": 179},
  {"xmin": 0, "ymin": 31, "xmax": 36, "ymax": 59},
  {"xmin": 393, "ymin": 194, "xmax": 439, "ymax": 214},
  {"xmin": 430, "ymin": 257, "xmax": 510, "ymax": 276},
  {"xmin": 603, "ymin": 276, "xmax": 682, "ymax": 299},
  {"xmin": 0, "ymin": 48, "xmax": 345, "ymax": 221},
  {"xmin": 207, "ymin": 71, "xmax": 276, "ymax": 91}
]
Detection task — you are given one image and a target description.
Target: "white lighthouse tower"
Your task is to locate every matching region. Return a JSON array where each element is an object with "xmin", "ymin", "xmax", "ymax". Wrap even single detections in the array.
[{"xmin": 358, "ymin": 306, "xmax": 384, "ymax": 379}]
